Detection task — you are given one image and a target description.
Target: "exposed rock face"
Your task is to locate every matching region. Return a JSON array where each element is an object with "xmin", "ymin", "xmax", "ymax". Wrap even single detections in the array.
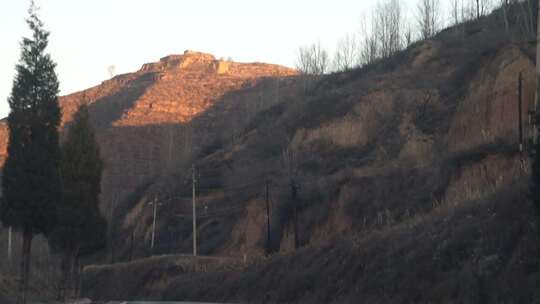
[
  {"xmin": 240, "ymin": 43, "xmax": 535, "ymax": 258},
  {"xmin": 0, "ymin": 51, "xmax": 297, "ymax": 209},
  {"xmin": 448, "ymin": 46, "xmax": 535, "ymax": 152}
]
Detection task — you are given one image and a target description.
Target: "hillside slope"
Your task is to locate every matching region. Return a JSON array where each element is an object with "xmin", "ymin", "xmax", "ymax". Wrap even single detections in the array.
[
  {"xmin": 0, "ymin": 50, "xmax": 297, "ymax": 302},
  {"xmin": 83, "ymin": 6, "xmax": 540, "ymax": 303},
  {"xmin": 0, "ymin": 50, "xmax": 296, "ymax": 200},
  {"xmin": 104, "ymin": 9, "xmax": 537, "ymax": 259},
  {"xmin": 1, "ymin": 4, "xmax": 540, "ymax": 303}
]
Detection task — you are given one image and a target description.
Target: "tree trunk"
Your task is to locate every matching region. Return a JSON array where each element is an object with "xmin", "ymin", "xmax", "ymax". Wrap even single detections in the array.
[
  {"xmin": 56, "ymin": 254, "xmax": 68, "ymax": 301},
  {"xmin": 17, "ymin": 227, "xmax": 32, "ymax": 304},
  {"xmin": 67, "ymin": 249, "xmax": 77, "ymax": 300},
  {"xmin": 502, "ymin": 1, "xmax": 509, "ymax": 35},
  {"xmin": 75, "ymin": 257, "xmax": 83, "ymax": 299},
  {"xmin": 58, "ymin": 249, "xmax": 78, "ymax": 302},
  {"xmin": 68, "ymin": 251, "xmax": 80, "ymax": 300}
]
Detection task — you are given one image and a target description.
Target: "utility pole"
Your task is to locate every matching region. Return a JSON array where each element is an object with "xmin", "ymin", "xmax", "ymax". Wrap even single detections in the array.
[
  {"xmin": 110, "ymin": 194, "xmax": 117, "ymax": 264},
  {"xmin": 150, "ymin": 197, "xmax": 158, "ymax": 251},
  {"xmin": 7, "ymin": 226, "xmax": 12, "ymax": 264},
  {"xmin": 129, "ymin": 230, "xmax": 134, "ymax": 262},
  {"xmin": 290, "ymin": 179, "xmax": 299, "ymax": 249},
  {"xmin": 265, "ymin": 180, "xmax": 271, "ymax": 255},
  {"xmin": 192, "ymin": 165, "xmax": 198, "ymax": 257},
  {"xmin": 519, "ymin": 72, "xmax": 524, "ymax": 154}
]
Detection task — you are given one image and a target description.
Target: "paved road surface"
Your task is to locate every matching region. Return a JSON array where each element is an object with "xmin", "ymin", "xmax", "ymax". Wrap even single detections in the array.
[
  {"xmin": 108, "ymin": 302, "xmax": 225, "ymax": 304},
  {"xmin": 31, "ymin": 302, "xmax": 227, "ymax": 304},
  {"xmin": 111, "ymin": 302, "xmax": 226, "ymax": 304}
]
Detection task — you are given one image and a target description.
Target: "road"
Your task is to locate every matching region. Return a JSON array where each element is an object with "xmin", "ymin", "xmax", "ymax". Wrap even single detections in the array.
[
  {"xmin": 31, "ymin": 302, "xmax": 228, "ymax": 304},
  {"xmin": 104, "ymin": 302, "xmax": 226, "ymax": 304},
  {"xmin": 111, "ymin": 302, "xmax": 226, "ymax": 304}
]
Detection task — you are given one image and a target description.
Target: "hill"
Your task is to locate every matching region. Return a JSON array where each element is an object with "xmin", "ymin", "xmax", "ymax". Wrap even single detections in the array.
[
  {"xmin": 0, "ymin": 49, "xmax": 296, "ymax": 302},
  {"xmin": 81, "ymin": 5, "xmax": 540, "ymax": 303},
  {"xmin": 3, "ymin": 3, "xmax": 540, "ymax": 303}
]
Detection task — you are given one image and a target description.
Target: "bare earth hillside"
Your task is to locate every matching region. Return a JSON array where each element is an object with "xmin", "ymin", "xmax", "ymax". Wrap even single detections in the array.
[
  {"xmin": 3, "ymin": 6, "xmax": 540, "ymax": 304},
  {"xmin": 82, "ymin": 11, "xmax": 540, "ymax": 304}
]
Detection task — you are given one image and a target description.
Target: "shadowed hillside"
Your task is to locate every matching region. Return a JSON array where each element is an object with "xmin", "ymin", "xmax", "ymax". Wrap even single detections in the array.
[
  {"xmin": 2, "ymin": 2, "xmax": 540, "ymax": 303},
  {"xmin": 80, "ymin": 4, "xmax": 540, "ymax": 303},
  {"xmin": 0, "ymin": 50, "xmax": 297, "ymax": 303}
]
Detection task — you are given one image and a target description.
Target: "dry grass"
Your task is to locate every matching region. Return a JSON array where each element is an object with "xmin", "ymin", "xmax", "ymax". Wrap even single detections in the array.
[
  {"xmin": 80, "ymin": 3, "xmax": 540, "ymax": 303},
  {"xmin": 82, "ymin": 254, "xmax": 239, "ymax": 301},
  {"xmin": 156, "ymin": 182, "xmax": 540, "ymax": 304},
  {"xmin": 82, "ymin": 180, "xmax": 540, "ymax": 303}
]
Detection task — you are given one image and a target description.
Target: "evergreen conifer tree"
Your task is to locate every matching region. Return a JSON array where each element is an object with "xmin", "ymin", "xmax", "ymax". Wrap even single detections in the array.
[
  {"xmin": 0, "ymin": 3, "xmax": 62, "ymax": 303},
  {"xmin": 49, "ymin": 105, "xmax": 106, "ymax": 301}
]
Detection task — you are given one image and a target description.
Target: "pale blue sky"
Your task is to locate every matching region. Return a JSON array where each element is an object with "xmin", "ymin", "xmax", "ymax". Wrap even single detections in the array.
[{"xmin": 1, "ymin": 0, "xmax": 452, "ymax": 118}]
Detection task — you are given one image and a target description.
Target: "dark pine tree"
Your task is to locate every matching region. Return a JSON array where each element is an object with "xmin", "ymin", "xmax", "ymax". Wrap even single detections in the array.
[
  {"xmin": 0, "ymin": 3, "xmax": 62, "ymax": 304},
  {"xmin": 49, "ymin": 105, "xmax": 106, "ymax": 301}
]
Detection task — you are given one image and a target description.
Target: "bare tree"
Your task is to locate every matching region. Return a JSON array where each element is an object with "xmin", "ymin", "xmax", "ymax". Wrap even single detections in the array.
[
  {"xmin": 450, "ymin": 0, "xmax": 471, "ymax": 37},
  {"xmin": 417, "ymin": 0, "xmax": 442, "ymax": 39},
  {"xmin": 373, "ymin": 0, "xmax": 404, "ymax": 58},
  {"xmin": 295, "ymin": 42, "xmax": 329, "ymax": 75},
  {"xmin": 451, "ymin": 0, "xmax": 461, "ymax": 25},
  {"xmin": 107, "ymin": 65, "xmax": 116, "ymax": 79},
  {"xmin": 403, "ymin": 22, "xmax": 414, "ymax": 47},
  {"xmin": 333, "ymin": 34, "xmax": 358, "ymax": 72},
  {"xmin": 499, "ymin": 0, "xmax": 510, "ymax": 33},
  {"xmin": 358, "ymin": 13, "xmax": 379, "ymax": 66},
  {"xmin": 311, "ymin": 42, "xmax": 329, "ymax": 75},
  {"xmin": 518, "ymin": 0, "xmax": 536, "ymax": 38},
  {"xmin": 457, "ymin": 0, "xmax": 477, "ymax": 21},
  {"xmin": 296, "ymin": 47, "xmax": 312, "ymax": 75},
  {"xmin": 474, "ymin": 0, "xmax": 493, "ymax": 19}
]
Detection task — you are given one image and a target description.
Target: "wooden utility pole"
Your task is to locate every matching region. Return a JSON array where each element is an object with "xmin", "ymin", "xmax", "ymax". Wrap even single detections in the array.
[
  {"xmin": 192, "ymin": 165, "xmax": 198, "ymax": 257},
  {"xmin": 519, "ymin": 72, "xmax": 524, "ymax": 153},
  {"xmin": 290, "ymin": 179, "xmax": 299, "ymax": 249},
  {"xmin": 150, "ymin": 197, "xmax": 158, "ymax": 251},
  {"xmin": 110, "ymin": 195, "xmax": 117, "ymax": 264},
  {"xmin": 265, "ymin": 181, "xmax": 271, "ymax": 255},
  {"xmin": 7, "ymin": 226, "xmax": 12, "ymax": 264},
  {"xmin": 129, "ymin": 230, "xmax": 134, "ymax": 262}
]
